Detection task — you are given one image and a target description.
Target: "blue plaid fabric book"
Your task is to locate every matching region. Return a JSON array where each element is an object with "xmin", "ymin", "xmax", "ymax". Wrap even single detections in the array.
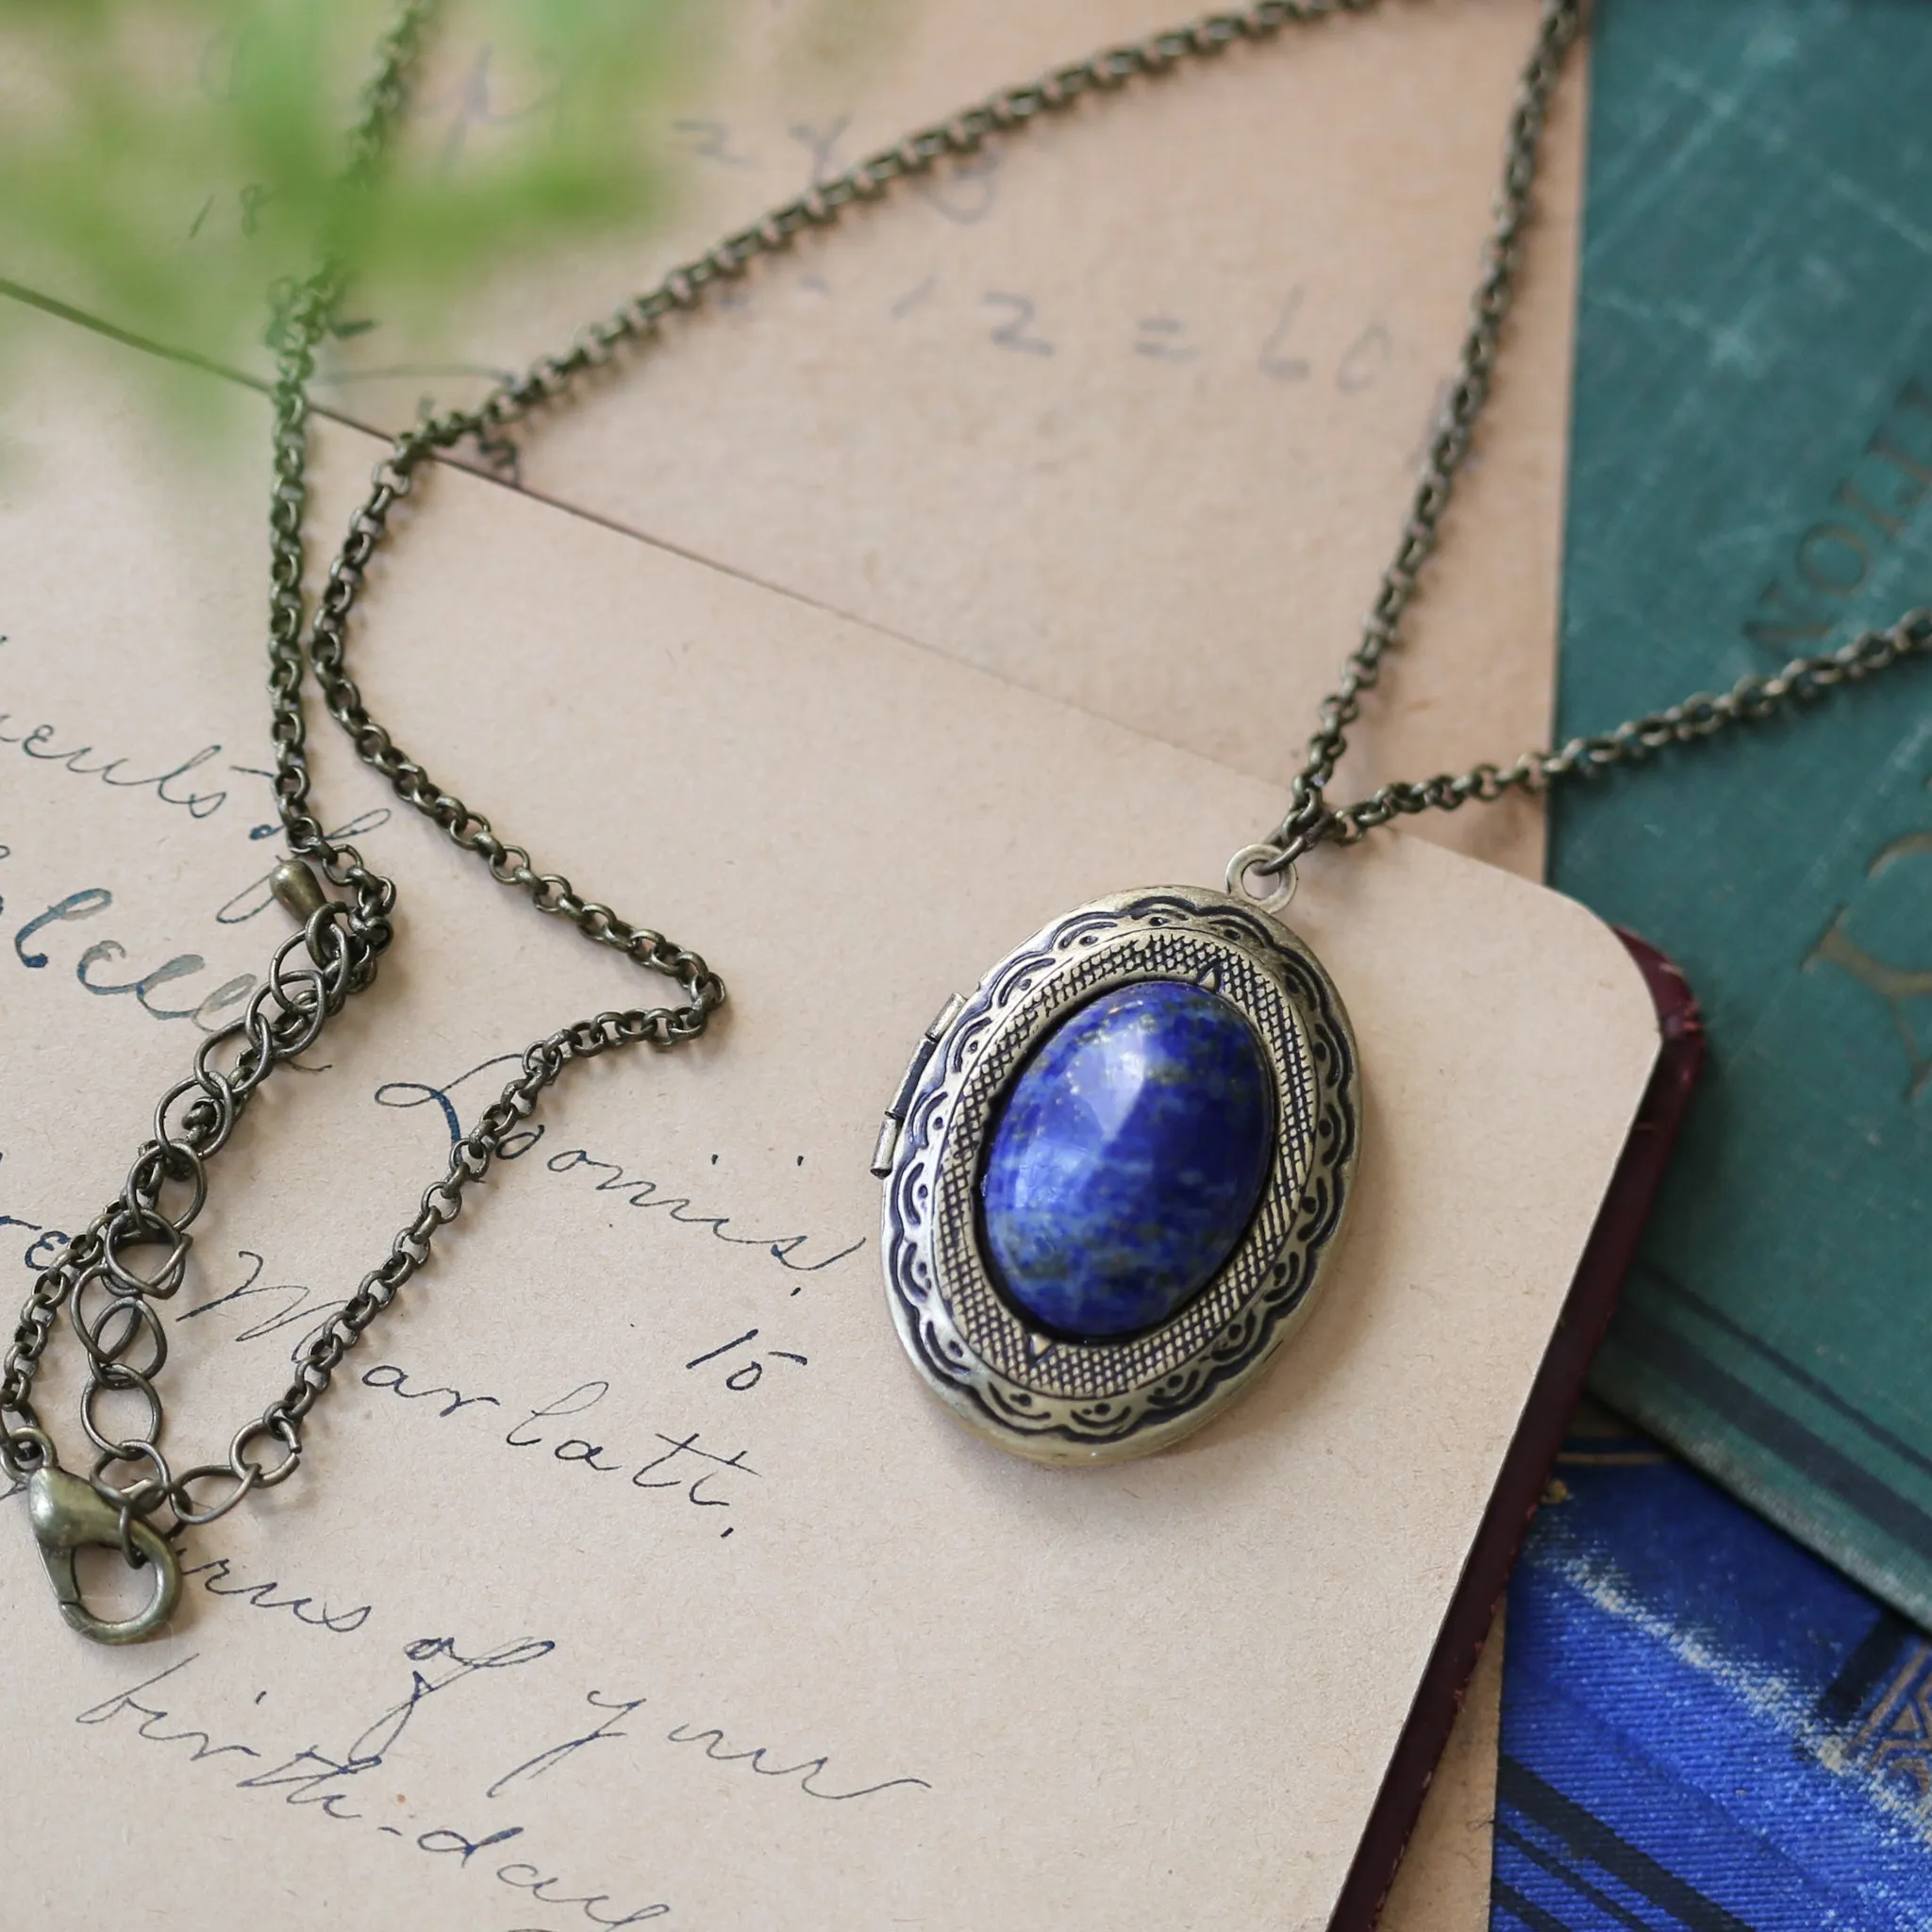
[{"xmin": 1491, "ymin": 1429, "xmax": 1932, "ymax": 1929}]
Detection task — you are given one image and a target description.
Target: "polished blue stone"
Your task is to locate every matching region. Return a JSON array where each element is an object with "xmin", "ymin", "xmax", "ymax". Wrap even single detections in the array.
[{"xmin": 979, "ymin": 980, "xmax": 1275, "ymax": 1340}]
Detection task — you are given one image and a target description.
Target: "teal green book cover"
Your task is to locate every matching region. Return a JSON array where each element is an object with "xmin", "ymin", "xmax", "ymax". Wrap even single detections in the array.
[{"xmin": 1557, "ymin": 0, "xmax": 1932, "ymax": 1619}]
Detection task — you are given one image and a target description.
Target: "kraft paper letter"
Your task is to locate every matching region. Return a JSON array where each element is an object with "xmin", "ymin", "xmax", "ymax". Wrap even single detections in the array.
[
  {"xmin": 321, "ymin": 0, "xmax": 1586, "ymax": 886},
  {"xmin": 0, "ymin": 311, "xmax": 1644, "ymax": 1927},
  {"xmin": 0, "ymin": 0, "xmax": 1584, "ymax": 889}
]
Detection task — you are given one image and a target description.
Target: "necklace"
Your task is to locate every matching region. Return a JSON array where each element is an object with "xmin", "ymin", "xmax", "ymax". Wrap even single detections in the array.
[{"xmin": 8, "ymin": 0, "xmax": 1929, "ymax": 1640}]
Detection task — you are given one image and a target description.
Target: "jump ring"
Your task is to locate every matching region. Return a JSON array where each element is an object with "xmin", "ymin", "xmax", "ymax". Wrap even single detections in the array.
[
  {"xmin": 2, "ymin": 1424, "xmax": 55, "ymax": 1478},
  {"xmin": 230, "ymin": 1414, "xmax": 302, "ymax": 1489},
  {"xmin": 1224, "ymin": 842, "xmax": 1300, "ymax": 914}
]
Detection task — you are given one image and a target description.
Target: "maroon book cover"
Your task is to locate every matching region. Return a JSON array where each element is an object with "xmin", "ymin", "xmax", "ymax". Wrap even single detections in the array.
[{"xmin": 1333, "ymin": 932, "xmax": 1707, "ymax": 1930}]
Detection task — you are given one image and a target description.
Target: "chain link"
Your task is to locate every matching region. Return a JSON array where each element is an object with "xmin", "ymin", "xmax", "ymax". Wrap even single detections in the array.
[
  {"xmin": 1247, "ymin": 0, "xmax": 1581, "ymax": 874},
  {"xmin": 1288, "ymin": 609, "xmax": 1932, "ymax": 855}
]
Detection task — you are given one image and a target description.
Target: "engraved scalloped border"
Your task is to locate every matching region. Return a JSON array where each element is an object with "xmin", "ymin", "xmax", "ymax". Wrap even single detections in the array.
[{"xmin": 881, "ymin": 887, "xmax": 1359, "ymax": 1464}]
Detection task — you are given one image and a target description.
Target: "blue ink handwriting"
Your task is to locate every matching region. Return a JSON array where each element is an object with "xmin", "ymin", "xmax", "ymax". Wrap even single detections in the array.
[{"xmin": 375, "ymin": 1052, "xmax": 866, "ymax": 1284}]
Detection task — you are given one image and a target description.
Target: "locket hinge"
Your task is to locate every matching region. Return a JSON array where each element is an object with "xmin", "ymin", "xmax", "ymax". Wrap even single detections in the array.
[{"xmin": 870, "ymin": 991, "xmax": 967, "ymax": 1178}]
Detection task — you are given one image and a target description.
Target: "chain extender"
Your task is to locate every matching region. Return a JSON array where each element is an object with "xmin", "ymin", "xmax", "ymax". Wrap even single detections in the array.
[
  {"xmin": 0, "ymin": 8, "xmax": 440, "ymax": 1634},
  {"xmin": 9, "ymin": 0, "xmax": 1931, "ymax": 1640}
]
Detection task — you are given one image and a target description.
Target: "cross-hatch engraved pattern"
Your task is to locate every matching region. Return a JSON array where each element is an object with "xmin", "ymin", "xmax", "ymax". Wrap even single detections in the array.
[{"xmin": 933, "ymin": 927, "xmax": 1315, "ymax": 1398}]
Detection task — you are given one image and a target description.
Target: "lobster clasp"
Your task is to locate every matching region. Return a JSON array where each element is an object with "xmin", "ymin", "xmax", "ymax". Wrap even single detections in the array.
[{"xmin": 26, "ymin": 1466, "xmax": 181, "ymax": 1645}]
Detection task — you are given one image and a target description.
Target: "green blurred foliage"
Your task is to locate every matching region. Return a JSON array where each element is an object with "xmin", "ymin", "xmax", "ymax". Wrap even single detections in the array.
[{"xmin": 0, "ymin": 0, "xmax": 717, "ymax": 374}]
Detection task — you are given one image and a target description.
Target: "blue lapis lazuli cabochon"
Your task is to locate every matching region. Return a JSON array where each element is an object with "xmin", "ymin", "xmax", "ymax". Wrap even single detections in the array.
[{"xmin": 978, "ymin": 979, "xmax": 1277, "ymax": 1341}]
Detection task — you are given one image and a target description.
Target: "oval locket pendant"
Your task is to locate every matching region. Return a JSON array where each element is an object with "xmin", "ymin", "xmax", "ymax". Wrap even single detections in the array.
[{"xmin": 874, "ymin": 887, "xmax": 1359, "ymax": 1464}]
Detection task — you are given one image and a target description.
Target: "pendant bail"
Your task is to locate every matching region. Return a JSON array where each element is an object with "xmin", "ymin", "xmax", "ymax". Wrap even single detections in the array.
[{"xmin": 1224, "ymin": 842, "xmax": 1300, "ymax": 913}]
